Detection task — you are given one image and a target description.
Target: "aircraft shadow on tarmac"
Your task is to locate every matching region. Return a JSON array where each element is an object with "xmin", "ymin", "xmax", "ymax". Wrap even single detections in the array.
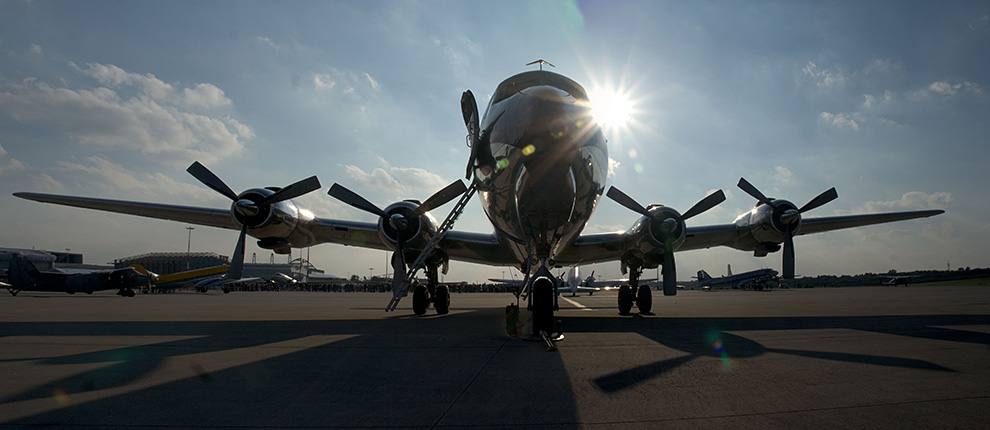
[
  {"xmin": 561, "ymin": 314, "xmax": 990, "ymax": 393},
  {"xmin": 2, "ymin": 311, "xmax": 989, "ymax": 427}
]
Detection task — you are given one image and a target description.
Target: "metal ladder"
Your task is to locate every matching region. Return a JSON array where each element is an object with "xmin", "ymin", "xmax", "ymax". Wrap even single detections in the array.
[{"xmin": 386, "ymin": 180, "xmax": 479, "ymax": 312}]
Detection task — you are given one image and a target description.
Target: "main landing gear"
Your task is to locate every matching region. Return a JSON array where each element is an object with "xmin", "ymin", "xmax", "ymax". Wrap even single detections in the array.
[
  {"xmin": 617, "ymin": 265, "xmax": 653, "ymax": 315},
  {"xmin": 116, "ymin": 288, "xmax": 136, "ymax": 297},
  {"xmin": 412, "ymin": 264, "xmax": 450, "ymax": 316}
]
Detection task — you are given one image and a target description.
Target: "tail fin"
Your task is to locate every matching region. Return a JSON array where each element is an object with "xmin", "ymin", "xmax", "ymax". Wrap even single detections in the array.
[
  {"xmin": 727, "ymin": 264, "xmax": 732, "ymax": 277},
  {"xmin": 697, "ymin": 270, "xmax": 712, "ymax": 282},
  {"xmin": 8, "ymin": 253, "xmax": 41, "ymax": 288}
]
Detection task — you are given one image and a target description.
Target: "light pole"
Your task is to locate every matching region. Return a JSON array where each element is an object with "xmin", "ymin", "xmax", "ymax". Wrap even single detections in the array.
[
  {"xmin": 369, "ymin": 267, "xmax": 373, "ymax": 281},
  {"xmin": 186, "ymin": 227, "xmax": 194, "ymax": 270}
]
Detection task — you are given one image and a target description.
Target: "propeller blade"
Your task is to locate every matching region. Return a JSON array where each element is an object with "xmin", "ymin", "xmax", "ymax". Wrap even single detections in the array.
[
  {"xmin": 416, "ymin": 180, "xmax": 467, "ymax": 215},
  {"xmin": 328, "ymin": 183, "xmax": 387, "ymax": 218},
  {"xmin": 682, "ymin": 189, "xmax": 726, "ymax": 220},
  {"xmin": 737, "ymin": 177, "xmax": 775, "ymax": 208},
  {"xmin": 662, "ymin": 241, "xmax": 677, "ymax": 296},
  {"xmin": 261, "ymin": 176, "xmax": 322, "ymax": 205},
  {"xmin": 390, "ymin": 238, "xmax": 407, "ymax": 295},
  {"xmin": 782, "ymin": 231, "xmax": 796, "ymax": 279},
  {"xmin": 187, "ymin": 161, "xmax": 238, "ymax": 201},
  {"xmin": 462, "ymin": 90, "xmax": 480, "ymax": 180},
  {"xmin": 228, "ymin": 226, "xmax": 247, "ymax": 280},
  {"xmin": 798, "ymin": 187, "xmax": 838, "ymax": 213},
  {"xmin": 606, "ymin": 186, "xmax": 651, "ymax": 217}
]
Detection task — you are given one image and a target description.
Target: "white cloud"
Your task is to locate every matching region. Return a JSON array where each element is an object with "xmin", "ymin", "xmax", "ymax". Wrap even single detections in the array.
[
  {"xmin": 801, "ymin": 61, "xmax": 845, "ymax": 89},
  {"xmin": 927, "ymin": 81, "xmax": 983, "ymax": 98},
  {"xmin": 313, "ymin": 73, "xmax": 336, "ymax": 91},
  {"xmin": 862, "ymin": 191, "xmax": 952, "ymax": 213},
  {"xmin": 0, "ymin": 143, "xmax": 26, "ymax": 173},
  {"xmin": 773, "ymin": 166, "xmax": 793, "ymax": 184},
  {"xmin": 342, "ymin": 163, "xmax": 447, "ymax": 200},
  {"xmin": 0, "ymin": 63, "xmax": 252, "ymax": 166},
  {"xmin": 52, "ymin": 156, "xmax": 220, "ymax": 202},
  {"xmin": 364, "ymin": 73, "xmax": 381, "ymax": 90},
  {"xmin": 256, "ymin": 36, "xmax": 281, "ymax": 50},
  {"xmin": 818, "ymin": 112, "xmax": 860, "ymax": 130},
  {"xmin": 607, "ymin": 157, "xmax": 620, "ymax": 178}
]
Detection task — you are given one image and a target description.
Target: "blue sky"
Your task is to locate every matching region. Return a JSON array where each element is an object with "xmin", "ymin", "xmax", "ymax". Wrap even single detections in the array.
[{"xmin": 0, "ymin": 0, "xmax": 986, "ymax": 282}]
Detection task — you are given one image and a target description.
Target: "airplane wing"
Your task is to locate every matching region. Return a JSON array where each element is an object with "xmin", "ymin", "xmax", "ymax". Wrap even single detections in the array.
[
  {"xmin": 795, "ymin": 210, "xmax": 945, "ymax": 235},
  {"xmin": 13, "ymin": 191, "xmax": 515, "ymax": 265},
  {"xmin": 557, "ymin": 209, "xmax": 943, "ymax": 265},
  {"xmin": 14, "ymin": 192, "xmax": 237, "ymax": 229}
]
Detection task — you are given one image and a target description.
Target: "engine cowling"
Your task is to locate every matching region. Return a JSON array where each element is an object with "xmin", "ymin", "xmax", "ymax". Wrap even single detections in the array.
[
  {"xmin": 229, "ymin": 188, "xmax": 300, "ymax": 239},
  {"xmin": 737, "ymin": 199, "xmax": 802, "ymax": 246},
  {"xmin": 377, "ymin": 200, "xmax": 440, "ymax": 252}
]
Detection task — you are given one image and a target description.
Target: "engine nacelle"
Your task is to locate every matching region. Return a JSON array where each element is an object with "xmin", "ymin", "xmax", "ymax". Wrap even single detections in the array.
[
  {"xmin": 377, "ymin": 201, "xmax": 440, "ymax": 252},
  {"xmin": 226, "ymin": 187, "xmax": 320, "ymax": 253},
  {"xmin": 624, "ymin": 205, "xmax": 687, "ymax": 266},
  {"xmin": 733, "ymin": 199, "xmax": 802, "ymax": 251}
]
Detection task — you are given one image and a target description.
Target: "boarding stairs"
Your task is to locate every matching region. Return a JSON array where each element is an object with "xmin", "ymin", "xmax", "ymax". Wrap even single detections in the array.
[{"xmin": 386, "ymin": 180, "xmax": 479, "ymax": 312}]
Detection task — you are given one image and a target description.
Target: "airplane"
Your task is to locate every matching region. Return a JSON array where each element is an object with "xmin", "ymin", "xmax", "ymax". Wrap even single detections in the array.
[
  {"xmin": 3, "ymin": 252, "xmax": 148, "ymax": 296},
  {"xmin": 13, "ymin": 64, "xmax": 945, "ymax": 342},
  {"xmin": 697, "ymin": 264, "xmax": 778, "ymax": 290},
  {"xmin": 490, "ymin": 267, "xmax": 603, "ymax": 297},
  {"xmin": 880, "ymin": 274, "xmax": 918, "ymax": 286}
]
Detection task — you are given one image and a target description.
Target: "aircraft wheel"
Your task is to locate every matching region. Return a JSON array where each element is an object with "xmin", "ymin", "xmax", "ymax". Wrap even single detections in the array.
[
  {"xmin": 434, "ymin": 285, "xmax": 450, "ymax": 315},
  {"xmin": 617, "ymin": 285, "xmax": 633, "ymax": 315},
  {"xmin": 9, "ymin": 290, "xmax": 18, "ymax": 296},
  {"xmin": 636, "ymin": 285, "xmax": 652, "ymax": 314},
  {"xmin": 532, "ymin": 278, "xmax": 555, "ymax": 336},
  {"xmin": 412, "ymin": 284, "xmax": 429, "ymax": 316},
  {"xmin": 222, "ymin": 287, "xmax": 230, "ymax": 294}
]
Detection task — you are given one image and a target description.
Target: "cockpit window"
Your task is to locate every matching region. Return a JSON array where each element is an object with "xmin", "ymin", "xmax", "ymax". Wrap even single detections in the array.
[{"xmin": 490, "ymin": 71, "xmax": 588, "ymax": 105}]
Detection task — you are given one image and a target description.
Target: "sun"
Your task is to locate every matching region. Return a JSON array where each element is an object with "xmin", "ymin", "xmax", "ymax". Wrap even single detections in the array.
[{"xmin": 588, "ymin": 88, "xmax": 633, "ymax": 129}]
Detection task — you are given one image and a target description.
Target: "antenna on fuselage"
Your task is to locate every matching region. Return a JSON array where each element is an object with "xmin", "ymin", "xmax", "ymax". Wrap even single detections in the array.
[{"xmin": 526, "ymin": 59, "xmax": 555, "ymax": 71}]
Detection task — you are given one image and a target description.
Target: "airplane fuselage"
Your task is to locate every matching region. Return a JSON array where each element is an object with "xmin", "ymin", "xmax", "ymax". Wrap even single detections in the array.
[{"xmin": 474, "ymin": 71, "xmax": 608, "ymax": 267}]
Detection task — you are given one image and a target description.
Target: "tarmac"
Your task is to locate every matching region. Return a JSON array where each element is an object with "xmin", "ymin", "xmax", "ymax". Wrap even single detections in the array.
[{"xmin": 1, "ymin": 285, "xmax": 988, "ymax": 429}]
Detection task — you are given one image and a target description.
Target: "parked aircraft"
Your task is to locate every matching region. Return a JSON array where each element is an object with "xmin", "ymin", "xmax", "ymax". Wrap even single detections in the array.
[
  {"xmin": 14, "ymin": 64, "xmax": 944, "ymax": 340},
  {"xmin": 697, "ymin": 264, "xmax": 778, "ymax": 290},
  {"xmin": 881, "ymin": 275, "xmax": 918, "ymax": 286},
  {"xmin": 3, "ymin": 252, "xmax": 148, "ymax": 296}
]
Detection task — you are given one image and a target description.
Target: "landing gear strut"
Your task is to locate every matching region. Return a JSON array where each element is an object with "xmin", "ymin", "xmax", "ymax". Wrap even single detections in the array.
[{"xmin": 618, "ymin": 264, "xmax": 653, "ymax": 314}]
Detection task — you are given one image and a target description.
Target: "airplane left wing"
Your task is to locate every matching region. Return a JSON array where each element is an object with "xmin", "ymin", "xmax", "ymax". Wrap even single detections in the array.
[{"xmin": 14, "ymin": 192, "xmax": 237, "ymax": 230}]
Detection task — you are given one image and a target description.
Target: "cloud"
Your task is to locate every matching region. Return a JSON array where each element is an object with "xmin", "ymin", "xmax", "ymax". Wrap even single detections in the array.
[
  {"xmin": 256, "ymin": 36, "xmax": 281, "ymax": 50},
  {"xmin": 313, "ymin": 73, "xmax": 336, "ymax": 91},
  {"xmin": 773, "ymin": 166, "xmax": 793, "ymax": 184},
  {"xmin": 342, "ymin": 163, "xmax": 447, "ymax": 200},
  {"xmin": 818, "ymin": 112, "xmax": 860, "ymax": 130},
  {"xmin": 364, "ymin": 73, "xmax": 381, "ymax": 90},
  {"xmin": 73, "ymin": 62, "xmax": 232, "ymax": 110},
  {"xmin": 801, "ymin": 61, "xmax": 845, "ymax": 89},
  {"xmin": 0, "ymin": 143, "xmax": 26, "ymax": 173},
  {"xmin": 0, "ymin": 63, "xmax": 252, "ymax": 166},
  {"xmin": 607, "ymin": 157, "xmax": 620, "ymax": 178},
  {"xmin": 862, "ymin": 191, "xmax": 952, "ymax": 213},
  {"xmin": 52, "ymin": 156, "xmax": 220, "ymax": 202},
  {"xmin": 926, "ymin": 81, "xmax": 983, "ymax": 98}
]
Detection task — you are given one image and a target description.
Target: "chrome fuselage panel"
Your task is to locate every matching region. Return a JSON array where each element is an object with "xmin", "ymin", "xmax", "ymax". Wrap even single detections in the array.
[{"xmin": 474, "ymin": 71, "xmax": 607, "ymax": 265}]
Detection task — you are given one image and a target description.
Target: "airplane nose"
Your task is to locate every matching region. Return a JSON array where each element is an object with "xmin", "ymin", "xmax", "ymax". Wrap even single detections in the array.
[{"xmin": 515, "ymin": 164, "xmax": 577, "ymax": 233}]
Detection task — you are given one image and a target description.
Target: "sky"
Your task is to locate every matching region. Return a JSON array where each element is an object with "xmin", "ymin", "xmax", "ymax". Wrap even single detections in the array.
[{"xmin": 0, "ymin": 0, "xmax": 986, "ymax": 283}]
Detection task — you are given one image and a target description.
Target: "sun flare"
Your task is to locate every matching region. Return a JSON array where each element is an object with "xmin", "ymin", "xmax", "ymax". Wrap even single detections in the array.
[{"xmin": 589, "ymin": 89, "xmax": 632, "ymax": 128}]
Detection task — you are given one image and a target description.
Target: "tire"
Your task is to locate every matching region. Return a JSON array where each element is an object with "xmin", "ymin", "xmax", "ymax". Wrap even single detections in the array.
[
  {"xmin": 617, "ymin": 285, "xmax": 633, "ymax": 315},
  {"xmin": 434, "ymin": 285, "xmax": 450, "ymax": 315},
  {"xmin": 412, "ymin": 284, "xmax": 429, "ymax": 316},
  {"xmin": 636, "ymin": 285, "xmax": 652, "ymax": 314},
  {"xmin": 532, "ymin": 278, "xmax": 555, "ymax": 336}
]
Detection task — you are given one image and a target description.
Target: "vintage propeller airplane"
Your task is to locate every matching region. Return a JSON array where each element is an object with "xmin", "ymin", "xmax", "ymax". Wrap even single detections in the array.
[{"xmin": 14, "ymin": 63, "xmax": 943, "ymax": 340}]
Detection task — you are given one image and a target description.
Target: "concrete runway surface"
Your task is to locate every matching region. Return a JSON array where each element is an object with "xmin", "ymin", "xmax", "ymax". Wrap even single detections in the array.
[{"xmin": 1, "ymin": 286, "xmax": 988, "ymax": 429}]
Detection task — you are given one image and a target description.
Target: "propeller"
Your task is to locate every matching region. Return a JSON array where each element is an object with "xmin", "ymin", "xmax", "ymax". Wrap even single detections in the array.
[
  {"xmin": 736, "ymin": 177, "xmax": 838, "ymax": 279},
  {"xmin": 328, "ymin": 180, "xmax": 468, "ymax": 291},
  {"xmin": 462, "ymin": 90, "xmax": 480, "ymax": 180},
  {"xmin": 607, "ymin": 186, "xmax": 726, "ymax": 296},
  {"xmin": 187, "ymin": 161, "xmax": 322, "ymax": 280}
]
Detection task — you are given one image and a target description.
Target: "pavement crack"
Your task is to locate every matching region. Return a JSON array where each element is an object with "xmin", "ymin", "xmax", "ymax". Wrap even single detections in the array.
[{"xmin": 430, "ymin": 337, "xmax": 509, "ymax": 429}]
